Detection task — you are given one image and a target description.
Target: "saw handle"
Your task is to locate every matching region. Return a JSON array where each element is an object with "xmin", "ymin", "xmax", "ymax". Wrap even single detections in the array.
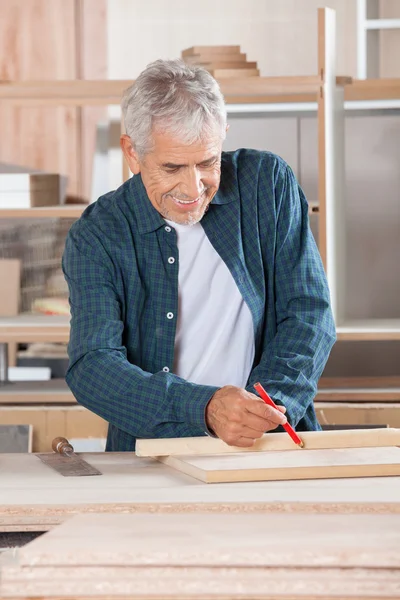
[{"xmin": 52, "ymin": 436, "xmax": 74, "ymax": 457}]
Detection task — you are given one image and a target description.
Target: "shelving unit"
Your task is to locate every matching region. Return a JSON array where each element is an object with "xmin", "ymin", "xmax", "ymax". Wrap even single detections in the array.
[
  {"xmin": 356, "ymin": 0, "xmax": 400, "ymax": 79},
  {"xmin": 0, "ymin": 7, "xmax": 399, "ymax": 422}
]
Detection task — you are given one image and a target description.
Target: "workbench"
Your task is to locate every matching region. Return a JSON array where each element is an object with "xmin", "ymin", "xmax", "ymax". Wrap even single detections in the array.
[{"xmin": 1, "ymin": 452, "xmax": 400, "ymax": 533}]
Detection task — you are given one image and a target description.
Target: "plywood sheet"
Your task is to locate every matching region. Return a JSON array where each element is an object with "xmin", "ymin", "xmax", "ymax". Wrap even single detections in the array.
[
  {"xmin": 1, "ymin": 452, "xmax": 400, "ymax": 535},
  {"xmin": 2, "ymin": 513, "xmax": 400, "ymax": 598},
  {"xmin": 161, "ymin": 446, "xmax": 400, "ymax": 483},
  {"xmin": 13, "ymin": 512, "xmax": 400, "ymax": 568}
]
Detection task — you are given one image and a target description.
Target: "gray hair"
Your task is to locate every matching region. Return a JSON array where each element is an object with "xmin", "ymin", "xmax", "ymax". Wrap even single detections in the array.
[{"xmin": 121, "ymin": 59, "xmax": 227, "ymax": 157}]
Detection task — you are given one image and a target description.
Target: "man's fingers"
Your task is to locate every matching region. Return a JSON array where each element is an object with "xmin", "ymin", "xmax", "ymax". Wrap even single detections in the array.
[
  {"xmin": 245, "ymin": 398, "xmax": 287, "ymax": 425},
  {"xmin": 230, "ymin": 436, "xmax": 256, "ymax": 448},
  {"xmin": 241, "ymin": 413, "xmax": 275, "ymax": 434}
]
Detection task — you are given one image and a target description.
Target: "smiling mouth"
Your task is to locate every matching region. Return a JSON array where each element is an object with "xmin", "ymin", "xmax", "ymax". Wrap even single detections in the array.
[{"xmin": 173, "ymin": 197, "xmax": 200, "ymax": 205}]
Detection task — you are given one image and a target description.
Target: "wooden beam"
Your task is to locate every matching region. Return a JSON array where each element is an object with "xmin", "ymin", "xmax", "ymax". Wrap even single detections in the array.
[
  {"xmin": 0, "ymin": 315, "xmax": 70, "ymax": 343},
  {"xmin": 135, "ymin": 428, "xmax": 400, "ymax": 457}
]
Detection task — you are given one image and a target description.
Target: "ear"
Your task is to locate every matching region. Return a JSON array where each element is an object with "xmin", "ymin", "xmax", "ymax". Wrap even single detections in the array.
[{"xmin": 120, "ymin": 134, "xmax": 141, "ymax": 174}]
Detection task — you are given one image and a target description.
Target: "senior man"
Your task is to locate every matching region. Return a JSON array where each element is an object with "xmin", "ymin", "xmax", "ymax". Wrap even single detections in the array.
[{"xmin": 62, "ymin": 59, "xmax": 336, "ymax": 452}]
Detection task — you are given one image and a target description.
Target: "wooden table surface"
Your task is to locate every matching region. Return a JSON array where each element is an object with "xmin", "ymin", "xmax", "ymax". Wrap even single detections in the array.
[{"xmin": 1, "ymin": 452, "xmax": 400, "ymax": 532}]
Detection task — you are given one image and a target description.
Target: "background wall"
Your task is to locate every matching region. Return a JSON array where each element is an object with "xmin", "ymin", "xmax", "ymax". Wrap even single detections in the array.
[
  {"xmin": 107, "ymin": 0, "xmax": 358, "ymax": 78},
  {"xmin": 107, "ymin": 0, "xmax": 400, "ymax": 376}
]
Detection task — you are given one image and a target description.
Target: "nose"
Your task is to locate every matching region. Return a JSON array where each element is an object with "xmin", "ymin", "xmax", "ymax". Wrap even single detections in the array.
[{"xmin": 181, "ymin": 168, "xmax": 204, "ymax": 199}]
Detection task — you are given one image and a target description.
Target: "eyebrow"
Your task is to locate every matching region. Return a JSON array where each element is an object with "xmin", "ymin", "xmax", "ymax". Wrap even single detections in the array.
[{"xmin": 161, "ymin": 155, "xmax": 219, "ymax": 169}]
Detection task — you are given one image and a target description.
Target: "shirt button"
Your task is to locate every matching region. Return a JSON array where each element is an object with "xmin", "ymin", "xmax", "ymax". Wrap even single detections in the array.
[
  {"xmin": 162, "ymin": 366, "xmax": 170, "ymax": 373},
  {"xmin": 167, "ymin": 312, "xmax": 174, "ymax": 319},
  {"xmin": 168, "ymin": 257, "xmax": 175, "ymax": 264},
  {"xmin": 165, "ymin": 226, "xmax": 171, "ymax": 232}
]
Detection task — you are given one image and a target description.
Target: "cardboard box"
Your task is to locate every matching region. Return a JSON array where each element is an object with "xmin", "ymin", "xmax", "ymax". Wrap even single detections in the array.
[
  {"xmin": 0, "ymin": 405, "xmax": 108, "ymax": 452},
  {"xmin": 0, "ymin": 259, "xmax": 21, "ymax": 316}
]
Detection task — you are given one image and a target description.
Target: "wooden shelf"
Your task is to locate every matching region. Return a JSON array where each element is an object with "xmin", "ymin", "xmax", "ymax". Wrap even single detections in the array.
[
  {"xmin": 336, "ymin": 320, "xmax": 400, "ymax": 341},
  {"xmin": 0, "ymin": 205, "xmax": 88, "ymax": 219},
  {"xmin": 3, "ymin": 77, "xmax": 400, "ymax": 107},
  {"xmin": 0, "ymin": 379, "xmax": 74, "ymax": 404},
  {"xmin": 0, "ymin": 315, "xmax": 70, "ymax": 343},
  {"xmin": 0, "ymin": 75, "xmax": 351, "ymax": 107},
  {"xmin": 345, "ymin": 79, "xmax": 400, "ymax": 101}
]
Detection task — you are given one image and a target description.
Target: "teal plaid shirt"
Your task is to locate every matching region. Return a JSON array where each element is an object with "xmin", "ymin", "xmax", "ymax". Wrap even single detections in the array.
[{"xmin": 62, "ymin": 149, "xmax": 336, "ymax": 451}]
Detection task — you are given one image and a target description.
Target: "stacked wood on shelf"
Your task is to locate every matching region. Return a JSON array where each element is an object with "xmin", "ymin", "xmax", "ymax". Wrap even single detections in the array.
[
  {"xmin": 182, "ymin": 45, "xmax": 259, "ymax": 77},
  {"xmin": 2, "ymin": 512, "xmax": 400, "ymax": 598}
]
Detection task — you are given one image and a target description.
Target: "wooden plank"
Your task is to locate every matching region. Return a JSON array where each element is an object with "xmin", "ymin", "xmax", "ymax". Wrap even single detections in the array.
[
  {"xmin": 2, "ymin": 513, "xmax": 399, "ymax": 598},
  {"xmin": 0, "ymin": 205, "xmax": 88, "ymax": 218},
  {"xmin": 345, "ymin": 78, "xmax": 400, "ymax": 100},
  {"xmin": 135, "ymin": 427, "xmax": 400, "ymax": 457},
  {"xmin": 3, "ymin": 76, "xmax": 400, "ymax": 108},
  {"xmin": 1, "ymin": 452, "xmax": 400, "ymax": 535},
  {"xmin": 208, "ymin": 68, "xmax": 260, "ymax": 78},
  {"xmin": 0, "ymin": 314, "xmax": 70, "ymax": 343},
  {"xmin": 161, "ymin": 446, "xmax": 400, "ymax": 484},
  {"xmin": 2, "ymin": 567, "xmax": 399, "ymax": 600},
  {"xmin": 184, "ymin": 52, "xmax": 247, "ymax": 64},
  {"xmin": 13, "ymin": 512, "xmax": 400, "ymax": 568},
  {"xmin": 196, "ymin": 61, "xmax": 258, "ymax": 70},
  {"xmin": 319, "ymin": 376, "xmax": 400, "ymax": 388},
  {"xmin": 0, "ymin": 76, "xmax": 322, "ymax": 104},
  {"xmin": 316, "ymin": 388, "xmax": 400, "ymax": 402},
  {"xmin": 336, "ymin": 319, "xmax": 400, "ymax": 340},
  {"xmin": 182, "ymin": 45, "xmax": 241, "ymax": 57},
  {"xmin": 0, "ymin": 380, "xmax": 74, "ymax": 405},
  {"xmin": 315, "ymin": 402, "xmax": 400, "ymax": 428}
]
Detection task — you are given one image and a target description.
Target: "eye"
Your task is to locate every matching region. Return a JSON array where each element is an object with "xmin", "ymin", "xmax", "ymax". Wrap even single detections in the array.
[
  {"xmin": 165, "ymin": 167, "xmax": 180, "ymax": 174},
  {"xmin": 199, "ymin": 160, "xmax": 217, "ymax": 169}
]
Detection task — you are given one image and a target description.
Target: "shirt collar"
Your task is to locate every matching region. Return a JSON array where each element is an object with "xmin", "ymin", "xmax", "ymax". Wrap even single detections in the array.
[{"xmin": 130, "ymin": 153, "xmax": 237, "ymax": 234}]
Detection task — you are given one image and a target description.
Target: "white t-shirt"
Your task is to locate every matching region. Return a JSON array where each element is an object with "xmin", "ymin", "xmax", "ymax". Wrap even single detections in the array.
[{"xmin": 165, "ymin": 219, "xmax": 255, "ymax": 388}]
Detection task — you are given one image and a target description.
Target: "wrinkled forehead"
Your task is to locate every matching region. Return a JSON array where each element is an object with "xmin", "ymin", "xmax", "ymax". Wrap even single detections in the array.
[{"xmin": 146, "ymin": 127, "xmax": 223, "ymax": 166}]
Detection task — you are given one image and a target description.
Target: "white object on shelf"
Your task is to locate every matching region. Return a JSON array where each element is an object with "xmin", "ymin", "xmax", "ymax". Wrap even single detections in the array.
[
  {"xmin": 8, "ymin": 366, "xmax": 51, "ymax": 381},
  {"xmin": 357, "ymin": 0, "xmax": 400, "ymax": 79},
  {"xmin": 0, "ymin": 163, "xmax": 68, "ymax": 208}
]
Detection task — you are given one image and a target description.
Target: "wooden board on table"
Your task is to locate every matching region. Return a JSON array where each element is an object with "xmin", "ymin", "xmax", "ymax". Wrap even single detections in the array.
[
  {"xmin": 2, "ymin": 451, "xmax": 400, "ymax": 535},
  {"xmin": 2, "ymin": 513, "xmax": 400, "ymax": 599},
  {"xmin": 160, "ymin": 446, "xmax": 400, "ymax": 484},
  {"xmin": 135, "ymin": 427, "xmax": 400, "ymax": 457}
]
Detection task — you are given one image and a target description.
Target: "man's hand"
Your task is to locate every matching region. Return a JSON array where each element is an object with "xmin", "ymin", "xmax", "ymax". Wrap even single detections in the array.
[{"xmin": 206, "ymin": 385, "xmax": 287, "ymax": 447}]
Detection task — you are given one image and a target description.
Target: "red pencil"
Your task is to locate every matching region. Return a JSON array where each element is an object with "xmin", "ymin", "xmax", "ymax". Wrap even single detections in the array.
[{"xmin": 253, "ymin": 382, "xmax": 304, "ymax": 448}]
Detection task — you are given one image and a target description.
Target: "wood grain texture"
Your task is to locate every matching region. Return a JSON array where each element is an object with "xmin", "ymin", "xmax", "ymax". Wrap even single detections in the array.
[
  {"xmin": 14, "ymin": 512, "xmax": 400, "ymax": 568},
  {"xmin": 2, "ymin": 513, "xmax": 400, "ymax": 598},
  {"xmin": 161, "ymin": 446, "xmax": 400, "ymax": 483},
  {"xmin": 135, "ymin": 428, "xmax": 400, "ymax": 457},
  {"xmin": 2, "ymin": 452, "xmax": 400, "ymax": 533},
  {"xmin": 0, "ymin": 0, "xmax": 107, "ymax": 201},
  {"xmin": 0, "ymin": 0, "xmax": 79, "ymax": 196}
]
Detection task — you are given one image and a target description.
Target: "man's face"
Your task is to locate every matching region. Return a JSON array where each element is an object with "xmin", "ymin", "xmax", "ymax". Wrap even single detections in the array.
[{"xmin": 121, "ymin": 129, "xmax": 223, "ymax": 225}]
